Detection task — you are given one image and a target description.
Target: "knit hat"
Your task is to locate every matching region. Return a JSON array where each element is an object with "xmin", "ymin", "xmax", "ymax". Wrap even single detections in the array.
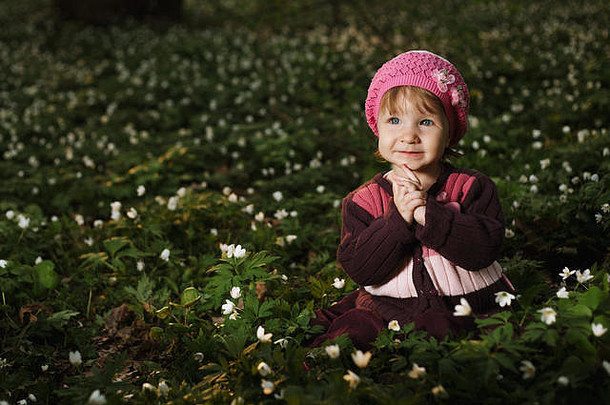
[{"xmin": 365, "ymin": 50, "xmax": 469, "ymax": 146}]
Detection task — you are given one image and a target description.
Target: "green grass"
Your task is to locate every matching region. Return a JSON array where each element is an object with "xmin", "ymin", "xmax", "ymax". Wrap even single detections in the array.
[{"xmin": 0, "ymin": 0, "xmax": 609, "ymax": 404}]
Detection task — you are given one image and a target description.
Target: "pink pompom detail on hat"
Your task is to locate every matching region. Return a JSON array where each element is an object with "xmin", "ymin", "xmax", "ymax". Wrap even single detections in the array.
[{"xmin": 365, "ymin": 50, "xmax": 470, "ymax": 146}]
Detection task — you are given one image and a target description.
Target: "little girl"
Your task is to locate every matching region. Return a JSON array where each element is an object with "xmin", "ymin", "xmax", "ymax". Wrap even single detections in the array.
[{"xmin": 310, "ymin": 50, "xmax": 514, "ymax": 349}]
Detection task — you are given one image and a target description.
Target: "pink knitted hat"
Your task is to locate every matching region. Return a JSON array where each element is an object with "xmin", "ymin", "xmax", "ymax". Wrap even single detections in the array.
[{"xmin": 365, "ymin": 50, "xmax": 469, "ymax": 146}]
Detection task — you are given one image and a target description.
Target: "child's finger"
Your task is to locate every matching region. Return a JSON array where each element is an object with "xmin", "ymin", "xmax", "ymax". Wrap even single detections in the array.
[
  {"xmin": 398, "ymin": 165, "xmax": 422, "ymax": 187},
  {"xmin": 405, "ymin": 190, "xmax": 427, "ymax": 202},
  {"xmin": 392, "ymin": 175, "xmax": 419, "ymax": 192}
]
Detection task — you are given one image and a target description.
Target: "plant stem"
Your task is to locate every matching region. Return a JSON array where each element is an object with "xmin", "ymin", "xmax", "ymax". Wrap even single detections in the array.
[{"xmin": 86, "ymin": 288, "xmax": 93, "ymax": 318}]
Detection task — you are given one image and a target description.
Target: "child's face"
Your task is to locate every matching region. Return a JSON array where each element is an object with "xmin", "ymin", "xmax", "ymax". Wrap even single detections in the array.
[{"xmin": 377, "ymin": 96, "xmax": 449, "ymax": 177}]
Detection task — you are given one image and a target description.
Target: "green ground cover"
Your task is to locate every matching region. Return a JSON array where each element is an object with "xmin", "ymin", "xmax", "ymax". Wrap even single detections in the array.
[{"xmin": 0, "ymin": 0, "xmax": 609, "ymax": 403}]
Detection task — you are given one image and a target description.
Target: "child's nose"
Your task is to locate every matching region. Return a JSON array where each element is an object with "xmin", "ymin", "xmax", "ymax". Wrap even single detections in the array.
[{"xmin": 400, "ymin": 126, "xmax": 419, "ymax": 143}]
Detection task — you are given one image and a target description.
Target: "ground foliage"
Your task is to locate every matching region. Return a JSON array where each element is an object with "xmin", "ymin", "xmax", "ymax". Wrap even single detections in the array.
[{"xmin": 0, "ymin": 0, "xmax": 609, "ymax": 404}]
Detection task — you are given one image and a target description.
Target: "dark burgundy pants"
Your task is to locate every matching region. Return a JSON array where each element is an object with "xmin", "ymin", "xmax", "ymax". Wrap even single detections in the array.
[
  {"xmin": 309, "ymin": 291, "xmax": 385, "ymax": 350},
  {"xmin": 310, "ymin": 290, "xmax": 478, "ymax": 350}
]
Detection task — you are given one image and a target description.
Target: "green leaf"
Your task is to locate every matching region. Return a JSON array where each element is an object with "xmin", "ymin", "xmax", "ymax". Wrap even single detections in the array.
[
  {"xmin": 116, "ymin": 247, "xmax": 143, "ymax": 260},
  {"xmin": 566, "ymin": 329, "xmax": 596, "ymax": 359},
  {"xmin": 46, "ymin": 310, "xmax": 80, "ymax": 328},
  {"xmin": 438, "ymin": 358, "xmax": 458, "ymax": 378},
  {"xmin": 564, "ymin": 304, "xmax": 593, "ymax": 320},
  {"xmin": 34, "ymin": 260, "xmax": 59, "ymax": 289},
  {"xmin": 492, "ymin": 352, "xmax": 517, "ymax": 373},
  {"xmin": 475, "ymin": 311, "xmax": 512, "ymax": 328},
  {"xmin": 542, "ymin": 329, "xmax": 559, "ymax": 347},
  {"xmin": 181, "ymin": 287, "xmax": 201, "ymax": 307},
  {"xmin": 578, "ymin": 286, "xmax": 607, "ymax": 310},
  {"xmin": 103, "ymin": 236, "xmax": 131, "ymax": 258}
]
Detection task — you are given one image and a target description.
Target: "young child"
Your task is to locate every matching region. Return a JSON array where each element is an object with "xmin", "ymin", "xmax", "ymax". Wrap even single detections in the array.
[{"xmin": 310, "ymin": 50, "xmax": 514, "ymax": 350}]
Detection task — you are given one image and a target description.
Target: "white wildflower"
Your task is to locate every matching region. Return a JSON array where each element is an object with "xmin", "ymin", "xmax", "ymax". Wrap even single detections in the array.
[
  {"xmin": 325, "ymin": 344, "xmax": 340, "ymax": 359},
  {"xmin": 261, "ymin": 379, "xmax": 275, "ymax": 395},
  {"xmin": 230, "ymin": 286, "xmax": 241, "ymax": 299},
  {"xmin": 576, "ymin": 269, "xmax": 594, "ymax": 283},
  {"xmin": 343, "ymin": 370, "xmax": 360, "ymax": 390},
  {"xmin": 520, "ymin": 360, "xmax": 536, "ymax": 379},
  {"xmin": 557, "ymin": 376, "xmax": 569, "ymax": 386},
  {"xmin": 274, "ymin": 338, "xmax": 288, "ymax": 348},
  {"xmin": 167, "ymin": 196, "xmax": 179, "ymax": 211},
  {"xmin": 68, "ymin": 350, "xmax": 82, "ymax": 366},
  {"xmin": 332, "ymin": 278, "xmax": 345, "ymax": 289},
  {"xmin": 257, "ymin": 326, "xmax": 273, "ymax": 343},
  {"xmin": 257, "ymin": 362, "xmax": 272, "ymax": 377},
  {"xmin": 408, "ymin": 363, "xmax": 426, "ymax": 379},
  {"xmin": 274, "ymin": 209, "xmax": 288, "ymax": 220},
  {"xmin": 126, "ymin": 207, "xmax": 138, "ymax": 219},
  {"xmin": 494, "ymin": 291, "xmax": 516, "ymax": 307},
  {"xmin": 158, "ymin": 381, "xmax": 169, "ymax": 397},
  {"xmin": 160, "ymin": 248, "xmax": 170, "ymax": 262},
  {"xmin": 453, "ymin": 298, "xmax": 472, "ymax": 316},
  {"xmin": 110, "ymin": 201, "xmax": 121, "ymax": 220},
  {"xmin": 137, "ymin": 261, "xmax": 144, "ymax": 272},
  {"xmin": 388, "ymin": 320, "xmax": 400, "ymax": 331},
  {"xmin": 221, "ymin": 299, "xmax": 235, "ymax": 315},
  {"xmin": 592, "ymin": 323, "xmax": 607, "ymax": 337},
  {"xmin": 18, "ymin": 214, "xmax": 30, "ymax": 229},
  {"xmin": 556, "ymin": 287, "xmax": 569, "ymax": 299},
  {"xmin": 272, "ymin": 191, "xmax": 283, "ymax": 202},
  {"xmin": 137, "ymin": 185, "xmax": 146, "ymax": 196},
  {"xmin": 88, "ymin": 390, "xmax": 107, "ymax": 405},
  {"xmin": 233, "ymin": 245, "xmax": 246, "ymax": 258},
  {"xmin": 559, "ymin": 267, "xmax": 575, "ymax": 280},
  {"xmin": 538, "ymin": 307, "xmax": 557, "ymax": 325},
  {"xmin": 431, "ymin": 385, "xmax": 448, "ymax": 398},
  {"xmin": 351, "ymin": 350, "xmax": 372, "ymax": 368},
  {"xmin": 142, "ymin": 382, "xmax": 156, "ymax": 392}
]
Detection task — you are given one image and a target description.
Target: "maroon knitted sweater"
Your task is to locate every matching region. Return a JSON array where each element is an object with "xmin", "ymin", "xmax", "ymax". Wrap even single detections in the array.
[{"xmin": 337, "ymin": 163, "xmax": 513, "ymax": 325}]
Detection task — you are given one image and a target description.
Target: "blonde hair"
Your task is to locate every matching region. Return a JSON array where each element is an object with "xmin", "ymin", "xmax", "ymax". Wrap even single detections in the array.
[
  {"xmin": 379, "ymin": 86, "xmax": 445, "ymax": 119},
  {"xmin": 375, "ymin": 86, "xmax": 461, "ymax": 160}
]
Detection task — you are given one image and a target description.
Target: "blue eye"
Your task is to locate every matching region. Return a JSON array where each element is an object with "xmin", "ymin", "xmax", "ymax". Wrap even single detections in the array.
[
  {"xmin": 389, "ymin": 117, "xmax": 400, "ymax": 125},
  {"xmin": 420, "ymin": 119, "xmax": 433, "ymax": 126}
]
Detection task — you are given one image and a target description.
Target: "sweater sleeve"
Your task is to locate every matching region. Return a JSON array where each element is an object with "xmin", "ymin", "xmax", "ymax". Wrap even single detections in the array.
[
  {"xmin": 414, "ymin": 174, "xmax": 504, "ymax": 270},
  {"xmin": 337, "ymin": 195, "xmax": 418, "ymax": 286}
]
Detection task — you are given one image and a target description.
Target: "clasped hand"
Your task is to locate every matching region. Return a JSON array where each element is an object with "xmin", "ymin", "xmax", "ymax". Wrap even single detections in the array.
[{"xmin": 390, "ymin": 166, "xmax": 427, "ymax": 226}]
